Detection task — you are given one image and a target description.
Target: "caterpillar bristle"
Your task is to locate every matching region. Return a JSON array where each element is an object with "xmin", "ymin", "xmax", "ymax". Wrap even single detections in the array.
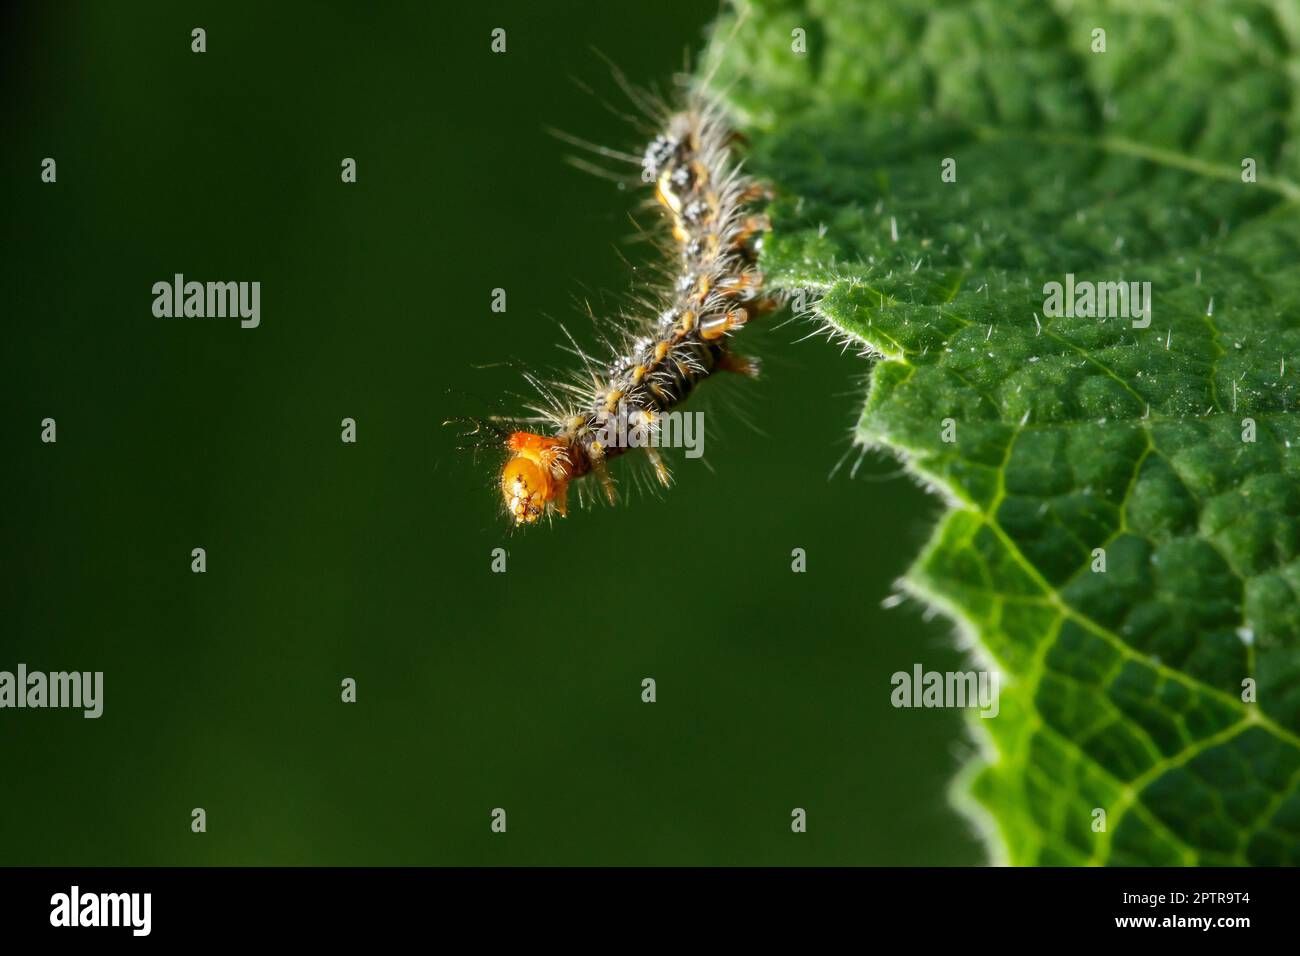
[{"xmin": 484, "ymin": 78, "xmax": 776, "ymax": 528}]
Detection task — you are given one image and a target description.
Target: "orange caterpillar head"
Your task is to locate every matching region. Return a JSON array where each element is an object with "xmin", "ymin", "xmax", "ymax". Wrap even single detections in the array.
[{"xmin": 501, "ymin": 432, "xmax": 571, "ymax": 525}]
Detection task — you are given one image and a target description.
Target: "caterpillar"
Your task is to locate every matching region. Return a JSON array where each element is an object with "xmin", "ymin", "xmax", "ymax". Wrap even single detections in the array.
[{"xmin": 472, "ymin": 88, "xmax": 775, "ymax": 526}]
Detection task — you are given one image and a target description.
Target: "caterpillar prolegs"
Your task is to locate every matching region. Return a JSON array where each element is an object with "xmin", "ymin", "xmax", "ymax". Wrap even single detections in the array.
[{"xmin": 492, "ymin": 92, "xmax": 775, "ymax": 526}]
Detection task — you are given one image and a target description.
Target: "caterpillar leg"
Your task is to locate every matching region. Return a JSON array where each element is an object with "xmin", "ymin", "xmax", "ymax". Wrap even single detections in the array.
[
  {"xmin": 586, "ymin": 443, "xmax": 618, "ymax": 506},
  {"xmin": 644, "ymin": 446, "xmax": 672, "ymax": 487},
  {"xmin": 717, "ymin": 352, "xmax": 762, "ymax": 378},
  {"xmin": 699, "ymin": 308, "xmax": 750, "ymax": 341},
  {"xmin": 550, "ymin": 483, "xmax": 570, "ymax": 517},
  {"xmin": 715, "ymin": 272, "xmax": 764, "ymax": 299},
  {"xmin": 729, "ymin": 214, "xmax": 770, "ymax": 256},
  {"xmin": 594, "ymin": 462, "xmax": 618, "ymax": 506}
]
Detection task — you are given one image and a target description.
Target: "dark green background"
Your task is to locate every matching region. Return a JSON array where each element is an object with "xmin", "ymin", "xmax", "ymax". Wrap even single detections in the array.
[{"xmin": 2, "ymin": 0, "xmax": 982, "ymax": 865}]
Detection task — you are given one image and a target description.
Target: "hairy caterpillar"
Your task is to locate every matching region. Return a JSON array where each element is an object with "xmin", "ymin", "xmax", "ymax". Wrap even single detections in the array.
[{"xmin": 465, "ymin": 87, "xmax": 775, "ymax": 526}]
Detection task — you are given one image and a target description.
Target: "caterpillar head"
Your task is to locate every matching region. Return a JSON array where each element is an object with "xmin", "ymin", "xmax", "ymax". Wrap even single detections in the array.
[{"xmin": 502, "ymin": 432, "xmax": 571, "ymax": 525}]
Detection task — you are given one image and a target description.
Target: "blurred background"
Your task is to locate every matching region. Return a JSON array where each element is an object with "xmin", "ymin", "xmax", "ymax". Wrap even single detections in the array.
[{"xmin": 1, "ymin": 0, "xmax": 982, "ymax": 865}]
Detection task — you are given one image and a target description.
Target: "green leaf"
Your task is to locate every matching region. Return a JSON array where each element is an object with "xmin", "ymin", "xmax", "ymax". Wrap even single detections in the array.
[{"xmin": 705, "ymin": 0, "xmax": 1300, "ymax": 864}]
